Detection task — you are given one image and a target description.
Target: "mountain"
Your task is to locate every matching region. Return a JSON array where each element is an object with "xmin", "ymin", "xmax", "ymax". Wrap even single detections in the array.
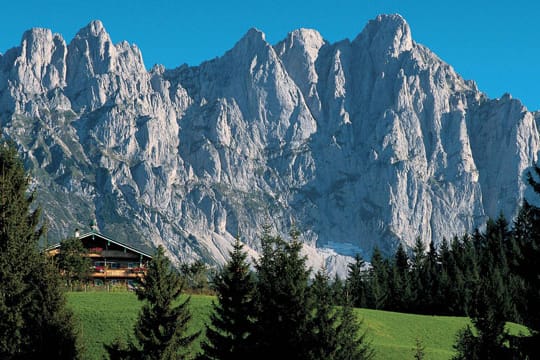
[{"xmin": 1, "ymin": 14, "xmax": 538, "ymax": 275}]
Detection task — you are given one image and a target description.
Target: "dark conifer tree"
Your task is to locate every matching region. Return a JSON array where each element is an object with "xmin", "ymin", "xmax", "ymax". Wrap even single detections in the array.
[
  {"xmin": 308, "ymin": 268, "xmax": 373, "ymax": 360},
  {"xmin": 201, "ymin": 239, "xmax": 256, "ymax": 360},
  {"xmin": 452, "ymin": 325, "xmax": 479, "ymax": 360},
  {"xmin": 368, "ymin": 247, "xmax": 389, "ymax": 310},
  {"xmin": 0, "ymin": 141, "xmax": 81, "ymax": 359},
  {"xmin": 127, "ymin": 246, "xmax": 199, "ymax": 360},
  {"xmin": 334, "ymin": 303, "xmax": 374, "ymax": 360},
  {"xmin": 307, "ymin": 269, "xmax": 340, "ymax": 360},
  {"xmin": 58, "ymin": 236, "xmax": 92, "ymax": 289},
  {"xmin": 252, "ymin": 228, "xmax": 312, "ymax": 359},
  {"xmin": 438, "ymin": 238, "xmax": 456, "ymax": 314},
  {"xmin": 454, "ymin": 217, "xmax": 515, "ymax": 359},
  {"xmin": 389, "ymin": 243, "xmax": 411, "ymax": 312},
  {"xmin": 459, "ymin": 234, "xmax": 480, "ymax": 315},
  {"xmin": 424, "ymin": 240, "xmax": 442, "ymax": 314},
  {"xmin": 331, "ymin": 273, "xmax": 345, "ymax": 306},
  {"xmin": 410, "ymin": 238, "xmax": 426, "ymax": 312},
  {"xmin": 453, "ymin": 268, "xmax": 512, "ymax": 359},
  {"xmin": 510, "ymin": 166, "xmax": 540, "ymax": 355},
  {"xmin": 345, "ymin": 253, "xmax": 367, "ymax": 308}
]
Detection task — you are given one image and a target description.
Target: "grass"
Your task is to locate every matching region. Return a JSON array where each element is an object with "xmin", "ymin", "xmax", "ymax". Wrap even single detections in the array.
[
  {"xmin": 67, "ymin": 292, "xmax": 214, "ymax": 360},
  {"xmin": 67, "ymin": 292, "xmax": 529, "ymax": 360},
  {"xmin": 358, "ymin": 308, "xmax": 467, "ymax": 359}
]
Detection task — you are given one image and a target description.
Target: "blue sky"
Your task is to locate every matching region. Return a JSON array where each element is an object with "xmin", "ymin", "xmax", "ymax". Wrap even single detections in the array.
[{"xmin": 1, "ymin": 0, "xmax": 539, "ymax": 110}]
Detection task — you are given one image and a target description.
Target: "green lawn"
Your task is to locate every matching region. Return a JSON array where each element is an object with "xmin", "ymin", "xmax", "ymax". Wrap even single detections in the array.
[
  {"xmin": 358, "ymin": 308, "xmax": 467, "ymax": 359},
  {"xmin": 67, "ymin": 292, "xmax": 214, "ymax": 359},
  {"xmin": 67, "ymin": 292, "xmax": 528, "ymax": 360}
]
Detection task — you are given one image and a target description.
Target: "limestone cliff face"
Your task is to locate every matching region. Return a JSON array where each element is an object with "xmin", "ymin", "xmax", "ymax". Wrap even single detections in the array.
[{"xmin": 1, "ymin": 15, "xmax": 538, "ymax": 274}]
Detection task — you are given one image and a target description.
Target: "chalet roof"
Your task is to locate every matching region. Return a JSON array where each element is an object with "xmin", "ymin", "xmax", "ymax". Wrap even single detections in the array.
[{"xmin": 46, "ymin": 230, "xmax": 153, "ymax": 259}]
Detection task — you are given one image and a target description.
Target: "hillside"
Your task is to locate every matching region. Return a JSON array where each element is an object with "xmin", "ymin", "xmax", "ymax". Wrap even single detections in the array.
[{"xmin": 65, "ymin": 292, "xmax": 529, "ymax": 360}]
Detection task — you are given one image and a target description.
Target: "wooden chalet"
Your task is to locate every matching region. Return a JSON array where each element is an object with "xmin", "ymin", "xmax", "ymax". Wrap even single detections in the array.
[{"xmin": 47, "ymin": 230, "xmax": 153, "ymax": 287}]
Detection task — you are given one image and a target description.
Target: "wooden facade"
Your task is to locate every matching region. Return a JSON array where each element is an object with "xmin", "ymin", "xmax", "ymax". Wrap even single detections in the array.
[{"xmin": 47, "ymin": 231, "xmax": 153, "ymax": 287}]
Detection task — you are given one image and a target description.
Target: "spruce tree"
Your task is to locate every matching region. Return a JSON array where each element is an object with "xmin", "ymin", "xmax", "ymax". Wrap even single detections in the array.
[
  {"xmin": 511, "ymin": 166, "xmax": 540, "ymax": 355},
  {"xmin": 330, "ymin": 273, "xmax": 345, "ymax": 306},
  {"xmin": 368, "ymin": 247, "xmax": 389, "ymax": 310},
  {"xmin": 309, "ymin": 268, "xmax": 374, "ymax": 360},
  {"xmin": 438, "ymin": 238, "xmax": 458, "ymax": 314},
  {"xmin": 424, "ymin": 240, "xmax": 442, "ymax": 314},
  {"xmin": 453, "ymin": 218, "xmax": 514, "ymax": 359},
  {"xmin": 252, "ymin": 228, "xmax": 312, "ymax": 359},
  {"xmin": 453, "ymin": 270, "xmax": 512, "ymax": 359},
  {"xmin": 345, "ymin": 253, "xmax": 367, "ymax": 308},
  {"xmin": 389, "ymin": 243, "xmax": 411, "ymax": 312},
  {"xmin": 410, "ymin": 237, "xmax": 426, "ymax": 313},
  {"xmin": 201, "ymin": 239, "xmax": 256, "ymax": 360},
  {"xmin": 307, "ymin": 269, "xmax": 340, "ymax": 360},
  {"xmin": 334, "ymin": 303, "xmax": 374, "ymax": 360},
  {"xmin": 127, "ymin": 246, "xmax": 199, "ymax": 360},
  {"xmin": 447, "ymin": 236, "xmax": 468, "ymax": 315},
  {"xmin": 58, "ymin": 236, "xmax": 92, "ymax": 289},
  {"xmin": 0, "ymin": 141, "xmax": 81, "ymax": 359}
]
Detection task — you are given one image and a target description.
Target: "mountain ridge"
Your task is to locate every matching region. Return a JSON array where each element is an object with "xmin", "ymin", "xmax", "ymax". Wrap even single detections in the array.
[{"xmin": 0, "ymin": 14, "xmax": 537, "ymax": 275}]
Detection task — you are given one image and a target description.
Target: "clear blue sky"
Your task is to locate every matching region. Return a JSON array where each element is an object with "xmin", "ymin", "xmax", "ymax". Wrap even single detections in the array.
[{"xmin": 1, "ymin": 0, "xmax": 539, "ymax": 110}]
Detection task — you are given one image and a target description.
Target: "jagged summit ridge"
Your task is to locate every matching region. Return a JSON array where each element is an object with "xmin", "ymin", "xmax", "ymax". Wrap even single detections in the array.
[
  {"xmin": 355, "ymin": 14, "xmax": 413, "ymax": 56},
  {"xmin": 0, "ymin": 15, "xmax": 538, "ymax": 276}
]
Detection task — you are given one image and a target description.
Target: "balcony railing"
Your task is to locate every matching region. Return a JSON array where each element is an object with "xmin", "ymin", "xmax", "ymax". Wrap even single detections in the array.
[{"xmin": 91, "ymin": 267, "xmax": 146, "ymax": 278}]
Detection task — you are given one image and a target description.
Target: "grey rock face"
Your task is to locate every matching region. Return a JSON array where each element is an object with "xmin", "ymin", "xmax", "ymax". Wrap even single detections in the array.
[{"xmin": 0, "ymin": 14, "xmax": 538, "ymax": 275}]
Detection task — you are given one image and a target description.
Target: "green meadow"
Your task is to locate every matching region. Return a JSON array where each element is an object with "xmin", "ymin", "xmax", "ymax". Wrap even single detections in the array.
[{"xmin": 67, "ymin": 292, "xmax": 527, "ymax": 360}]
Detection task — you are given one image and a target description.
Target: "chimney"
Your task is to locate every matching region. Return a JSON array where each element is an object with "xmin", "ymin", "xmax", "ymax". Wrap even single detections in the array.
[{"xmin": 75, "ymin": 228, "xmax": 80, "ymax": 238}]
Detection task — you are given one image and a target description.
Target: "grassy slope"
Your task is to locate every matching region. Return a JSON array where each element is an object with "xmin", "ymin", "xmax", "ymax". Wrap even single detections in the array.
[
  {"xmin": 359, "ymin": 308, "xmax": 467, "ymax": 359},
  {"xmin": 68, "ymin": 292, "xmax": 214, "ymax": 359},
  {"xmin": 67, "ymin": 292, "xmax": 527, "ymax": 360}
]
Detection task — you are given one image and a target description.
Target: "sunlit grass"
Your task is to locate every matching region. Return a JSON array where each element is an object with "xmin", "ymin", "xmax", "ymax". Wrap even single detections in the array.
[{"xmin": 67, "ymin": 292, "xmax": 529, "ymax": 360}]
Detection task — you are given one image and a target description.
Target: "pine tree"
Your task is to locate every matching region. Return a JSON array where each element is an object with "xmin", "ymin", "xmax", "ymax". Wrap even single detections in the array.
[
  {"xmin": 410, "ymin": 237, "xmax": 426, "ymax": 313},
  {"xmin": 453, "ymin": 218, "xmax": 514, "ymax": 359},
  {"xmin": 126, "ymin": 246, "xmax": 199, "ymax": 360},
  {"xmin": 58, "ymin": 236, "xmax": 92, "ymax": 289},
  {"xmin": 345, "ymin": 253, "xmax": 367, "ymax": 308},
  {"xmin": 368, "ymin": 247, "xmax": 389, "ymax": 310},
  {"xmin": 511, "ymin": 165, "xmax": 540, "ymax": 355},
  {"xmin": 412, "ymin": 337, "xmax": 425, "ymax": 360},
  {"xmin": 252, "ymin": 228, "xmax": 312, "ymax": 359},
  {"xmin": 308, "ymin": 268, "xmax": 374, "ymax": 360},
  {"xmin": 389, "ymin": 243, "xmax": 411, "ymax": 312},
  {"xmin": 307, "ymin": 269, "xmax": 340, "ymax": 360},
  {"xmin": 453, "ymin": 270, "xmax": 512, "ymax": 359},
  {"xmin": 458, "ymin": 234, "xmax": 480, "ymax": 315},
  {"xmin": 330, "ymin": 273, "xmax": 345, "ymax": 306},
  {"xmin": 334, "ymin": 303, "xmax": 374, "ymax": 360},
  {"xmin": 424, "ymin": 239, "xmax": 442, "ymax": 314},
  {"xmin": 452, "ymin": 325, "xmax": 479, "ymax": 360},
  {"xmin": 438, "ymin": 238, "xmax": 458, "ymax": 314},
  {"xmin": 201, "ymin": 238, "xmax": 256, "ymax": 360},
  {"xmin": 0, "ymin": 141, "xmax": 81, "ymax": 359}
]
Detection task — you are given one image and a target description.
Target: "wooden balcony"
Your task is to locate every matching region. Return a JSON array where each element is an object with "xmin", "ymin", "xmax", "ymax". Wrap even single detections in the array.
[
  {"xmin": 91, "ymin": 268, "xmax": 146, "ymax": 279},
  {"xmin": 100, "ymin": 250, "xmax": 139, "ymax": 259}
]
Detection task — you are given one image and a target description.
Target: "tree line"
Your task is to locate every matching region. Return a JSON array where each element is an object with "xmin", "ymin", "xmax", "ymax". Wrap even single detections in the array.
[
  {"xmin": 335, "ymin": 169, "xmax": 540, "ymax": 359},
  {"xmin": 107, "ymin": 228, "xmax": 373, "ymax": 359}
]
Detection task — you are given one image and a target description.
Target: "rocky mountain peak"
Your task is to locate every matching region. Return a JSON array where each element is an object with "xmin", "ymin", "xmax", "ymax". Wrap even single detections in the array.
[
  {"xmin": 229, "ymin": 27, "xmax": 269, "ymax": 58},
  {"xmin": 279, "ymin": 28, "xmax": 325, "ymax": 57},
  {"xmin": 75, "ymin": 20, "xmax": 108, "ymax": 40},
  {"xmin": 274, "ymin": 28, "xmax": 325, "ymax": 116},
  {"xmin": 354, "ymin": 13, "xmax": 413, "ymax": 57}
]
